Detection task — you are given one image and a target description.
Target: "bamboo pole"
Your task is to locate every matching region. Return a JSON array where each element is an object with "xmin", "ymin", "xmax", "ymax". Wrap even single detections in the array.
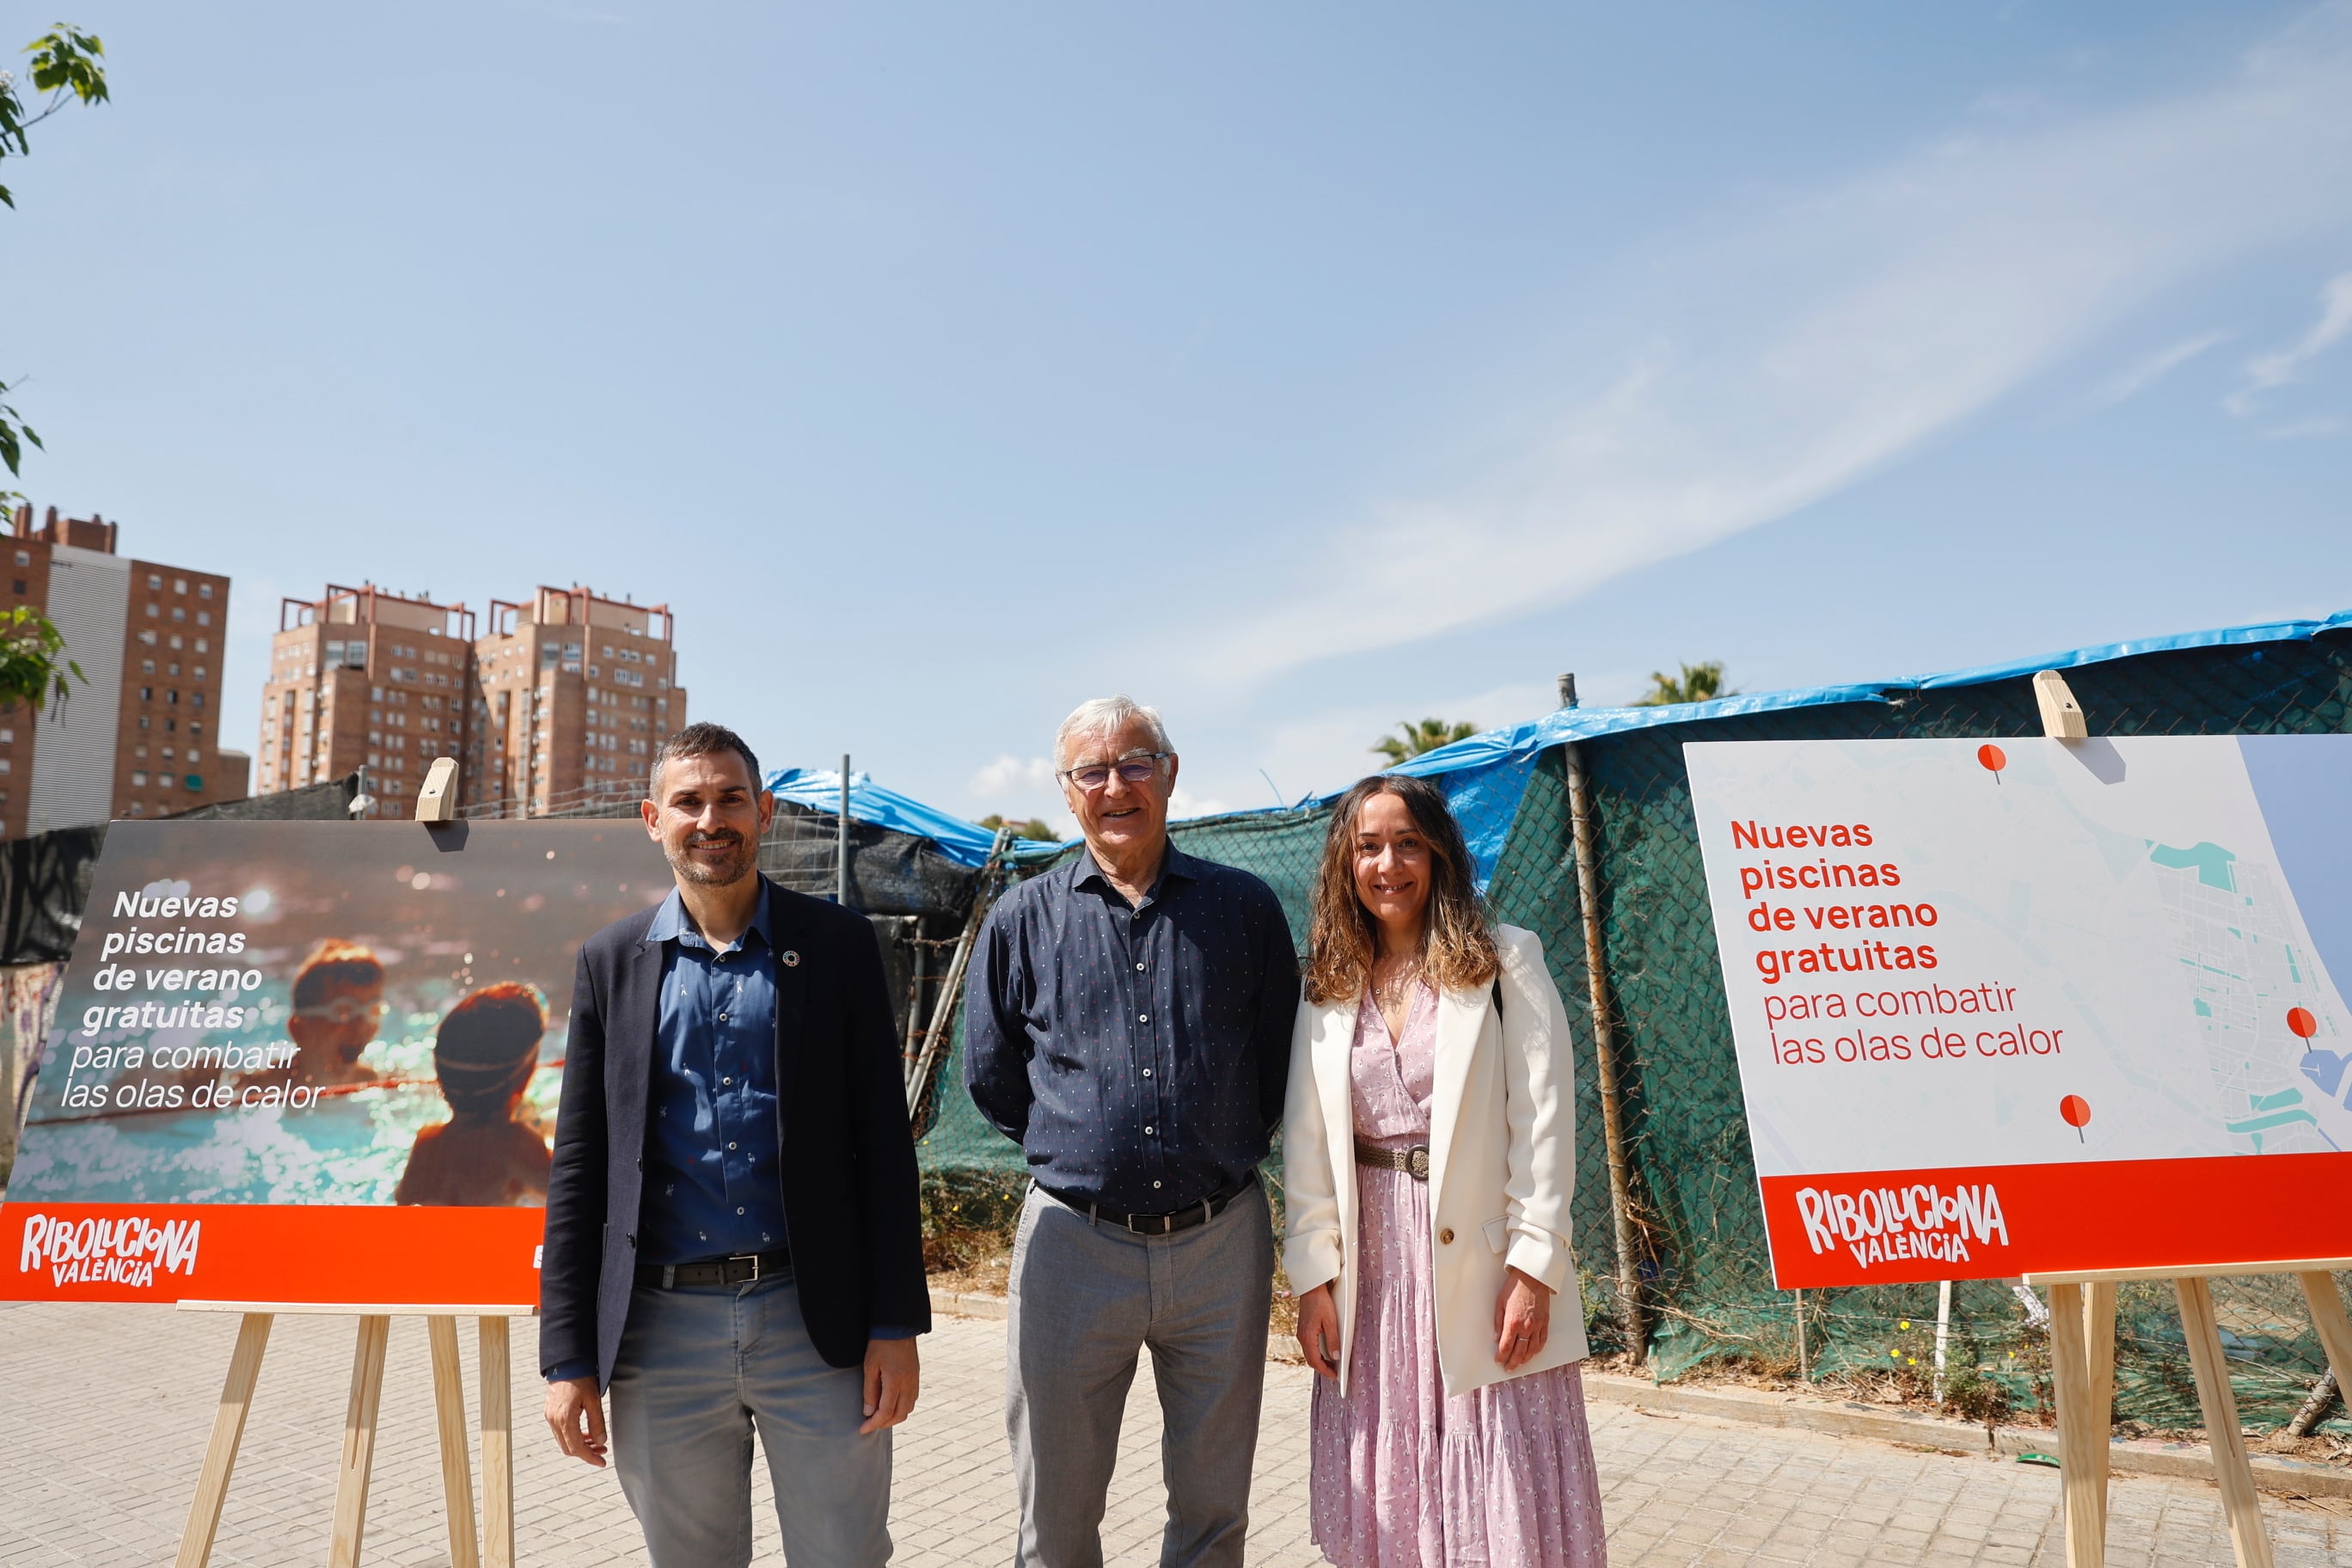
[{"xmin": 1561, "ymin": 714, "xmax": 1645, "ymax": 1362}]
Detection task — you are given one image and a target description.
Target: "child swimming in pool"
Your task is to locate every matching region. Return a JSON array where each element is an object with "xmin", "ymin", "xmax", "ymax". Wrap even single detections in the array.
[
  {"xmin": 237, "ymin": 939, "xmax": 389, "ymax": 1093},
  {"xmin": 394, "ymin": 981, "xmax": 553, "ymax": 1207}
]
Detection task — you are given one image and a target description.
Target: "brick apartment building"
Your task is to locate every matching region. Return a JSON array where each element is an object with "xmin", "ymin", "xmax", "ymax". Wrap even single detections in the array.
[
  {"xmin": 471, "ymin": 586, "xmax": 684, "ymax": 814},
  {"xmin": 2, "ymin": 504, "xmax": 249, "ymax": 834},
  {"xmin": 257, "ymin": 582, "xmax": 683, "ymax": 818},
  {"xmin": 259, "ymin": 585, "xmax": 476, "ymax": 818}
]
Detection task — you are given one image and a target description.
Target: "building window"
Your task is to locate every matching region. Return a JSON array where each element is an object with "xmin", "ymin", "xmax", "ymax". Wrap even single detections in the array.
[
  {"xmin": 132, "ymin": 770, "xmax": 148, "ymax": 786},
  {"xmin": 12, "ymin": 550, "xmax": 27, "ymax": 567},
  {"xmin": 199, "ymin": 583, "xmax": 213, "ymax": 599},
  {"xmin": 195, "ymin": 639, "xmax": 208, "ymax": 653},
  {"xmin": 147, "ymin": 573, "xmax": 161, "ymax": 590},
  {"xmin": 129, "ymin": 802, "xmax": 144, "ymax": 816},
  {"xmin": 144, "ymin": 603, "xmax": 158, "ymax": 618},
  {"xmin": 186, "ymin": 775, "xmax": 202, "ymax": 791}
]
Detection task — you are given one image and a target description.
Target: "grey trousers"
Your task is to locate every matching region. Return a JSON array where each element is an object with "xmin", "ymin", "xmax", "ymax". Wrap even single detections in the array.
[
  {"xmin": 609, "ymin": 1272, "xmax": 892, "ymax": 1568},
  {"xmin": 1005, "ymin": 1179, "xmax": 1274, "ymax": 1568}
]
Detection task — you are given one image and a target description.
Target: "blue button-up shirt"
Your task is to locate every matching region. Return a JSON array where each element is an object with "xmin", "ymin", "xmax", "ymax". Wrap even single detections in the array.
[
  {"xmin": 965, "ymin": 843, "xmax": 1299, "ymax": 1213},
  {"xmin": 547, "ymin": 880, "xmax": 913, "ymax": 1385},
  {"xmin": 639, "ymin": 884, "xmax": 792, "ymax": 1265}
]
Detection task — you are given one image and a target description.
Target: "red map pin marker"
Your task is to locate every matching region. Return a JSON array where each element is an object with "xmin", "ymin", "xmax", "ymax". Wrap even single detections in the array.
[
  {"xmin": 2059, "ymin": 1093, "xmax": 2091, "ymax": 1143},
  {"xmin": 1978, "ymin": 743, "xmax": 2006, "ymax": 783},
  {"xmin": 2288, "ymin": 1007, "xmax": 2318, "ymax": 1041}
]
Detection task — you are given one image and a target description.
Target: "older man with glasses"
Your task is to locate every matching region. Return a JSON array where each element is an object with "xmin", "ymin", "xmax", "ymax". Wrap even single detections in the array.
[{"xmin": 966, "ymin": 695, "xmax": 1300, "ymax": 1568}]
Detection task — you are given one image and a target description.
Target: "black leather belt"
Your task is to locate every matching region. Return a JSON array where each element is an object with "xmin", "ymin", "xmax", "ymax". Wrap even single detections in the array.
[
  {"xmin": 1355, "ymin": 1139, "xmax": 1430, "ymax": 1181},
  {"xmin": 635, "ymin": 1249, "xmax": 791, "ymax": 1289},
  {"xmin": 1042, "ymin": 1173, "xmax": 1253, "ymax": 1235}
]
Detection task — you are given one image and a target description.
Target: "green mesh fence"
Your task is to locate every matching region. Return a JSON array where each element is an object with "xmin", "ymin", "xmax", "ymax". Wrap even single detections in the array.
[{"xmin": 911, "ymin": 629, "xmax": 2352, "ymax": 1435}]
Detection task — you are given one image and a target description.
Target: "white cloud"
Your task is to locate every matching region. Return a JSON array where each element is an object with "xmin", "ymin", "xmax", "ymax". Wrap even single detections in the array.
[
  {"xmin": 2090, "ymin": 331, "xmax": 2229, "ymax": 407},
  {"xmin": 2260, "ymin": 413, "xmax": 2349, "ymax": 439},
  {"xmin": 1193, "ymin": 4, "xmax": 2352, "ymax": 684},
  {"xmin": 966, "ymin": 753, "xmax": 1055, "ymax": 798},
  {"xmin": 2229, "ymin": 270, "xmax": 2352, "ymax": 413},
  {"xmin": 1168, "ymin": 786, "xmax": 1235, "ymax": 820}
]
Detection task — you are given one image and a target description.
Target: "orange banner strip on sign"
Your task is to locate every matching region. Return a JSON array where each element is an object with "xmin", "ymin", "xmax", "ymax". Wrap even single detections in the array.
[
  {"xmin": 1760, "ymin": 1150, "xmax": 2352, "ymax": 1288},
  {"xmin": 2, "ymin": 1203, "xmax": 543, "ymax": 1306}
]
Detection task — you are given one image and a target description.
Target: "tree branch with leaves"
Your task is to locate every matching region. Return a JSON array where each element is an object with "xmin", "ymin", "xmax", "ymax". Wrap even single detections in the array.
[
  {"xmin": 1371, "ymin": 718, "xmax": 1477, "ymax": 765},
  {"xmin": 1, "ymin": 23, "xmax": 108, "ymax": 503},
  {"xmin": 0, "ymin": 23, "xmax": 105, "ymax": 721},
  {"xmin": 1632, "ymin": 661, "xmax": 1736, "ymax": 707}
]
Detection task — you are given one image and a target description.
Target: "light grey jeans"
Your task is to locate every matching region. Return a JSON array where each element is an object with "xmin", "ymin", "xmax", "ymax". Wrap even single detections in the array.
[
  {"xmin": 609, "ymin": 1271, "xmax": 891, "ymax": 1568},
  {"xmin": 1005, "ymin": 1179, "xmax": 1274, "ymax": 1568}
]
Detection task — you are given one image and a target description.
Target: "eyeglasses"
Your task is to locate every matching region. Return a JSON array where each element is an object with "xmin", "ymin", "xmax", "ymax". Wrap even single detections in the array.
[
  {"xmin": 1059, "ymin": 754, "xmax": 1169, "ymax": 793},
  {"xmin": 294, "ymin": 997, "xmax": 389, "ymax": 1025}
]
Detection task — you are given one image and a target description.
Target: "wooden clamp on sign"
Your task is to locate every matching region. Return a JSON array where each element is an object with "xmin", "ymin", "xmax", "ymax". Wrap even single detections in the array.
[
  {"xmin": 416, "ymin": 756, "xmax": 460, "ymax": 824},
  {"xmin": 2019, "ymin": 671, "xmax": 2352, "ymax": 1568},
  {"xmin": 175, "ymin": 758, "xmax": 533, "ymax": 1568}
]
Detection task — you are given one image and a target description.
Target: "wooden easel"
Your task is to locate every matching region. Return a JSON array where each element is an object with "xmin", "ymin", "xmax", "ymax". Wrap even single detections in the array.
[
  {"xmin": 173, "ymin": 1302, "xmax": 534, "ymax": 1568},
  {"xmin": 2017, "ymin": 672, "xmax": 2352, "ymax": 1565},
  {"xmin": 2027, "ymin": 1261, "xmax": 2352, "ymax": 1568},
  {"xmin": 176, "ymin": 761, "xmax": 536, "ymax": 1567}
]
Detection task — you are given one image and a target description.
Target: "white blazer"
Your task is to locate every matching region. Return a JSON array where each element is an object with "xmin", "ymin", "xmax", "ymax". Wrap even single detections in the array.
[{"xmin": 1282, "ymin": 923, "xmax": 1589, "ymax": 1400}]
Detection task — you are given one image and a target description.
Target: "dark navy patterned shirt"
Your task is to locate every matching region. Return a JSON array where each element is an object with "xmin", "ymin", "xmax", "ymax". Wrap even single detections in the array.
[{"xmin": 964, "ymin": 842, "xmax": 1300, "ymax": 1212}]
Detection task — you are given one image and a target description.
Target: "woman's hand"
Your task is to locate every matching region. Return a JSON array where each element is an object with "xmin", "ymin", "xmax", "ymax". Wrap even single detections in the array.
[
  {"xmin": 1296, "ymin": 1283, "xmax": 1343, "ymax": 1380},
  {"xmin": 1493, "ymin": 1265, "xmax": 1553, "ymax": 1371}
]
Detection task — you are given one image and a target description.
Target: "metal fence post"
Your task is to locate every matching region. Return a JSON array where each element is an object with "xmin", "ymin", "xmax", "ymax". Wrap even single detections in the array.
[{"xmin": 836, "ymin": 754, "xmax": 851, "ymax": 906}]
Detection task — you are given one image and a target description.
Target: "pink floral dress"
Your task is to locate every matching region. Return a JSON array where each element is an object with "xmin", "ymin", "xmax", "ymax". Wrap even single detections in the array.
[{"xmin": 1308, "ymin": 982, "xmax": 1608, "ymax": 1568}]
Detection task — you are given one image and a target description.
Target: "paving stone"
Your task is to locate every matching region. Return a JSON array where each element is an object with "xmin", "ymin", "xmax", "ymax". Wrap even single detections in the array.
[{"xmin": 2, "ymin": 1302, "xmax": 2348, "ymax": 1564}]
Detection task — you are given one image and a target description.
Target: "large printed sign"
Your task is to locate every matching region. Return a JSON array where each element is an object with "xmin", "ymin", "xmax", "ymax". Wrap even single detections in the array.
[
  {"xmin": 2, "ymin": 820, "xmax": 667, "ymax": 1304},
  {"xmin": 1686, "ymin": 736, "xmax": 2352, "ymax": 1288}
]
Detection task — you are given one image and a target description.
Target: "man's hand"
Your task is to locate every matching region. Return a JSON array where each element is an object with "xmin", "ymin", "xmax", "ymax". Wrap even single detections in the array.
[
  {"xmin": 861, "ymin": 1337, "xmax": 920, "ymax": 1434},
  {"xmin": 544, "ymin": 1375, "xmax": 608, "ymax": 1467},
  {"xmin": 1296, "ymin": 1283, "xmax": 1342, "ymax": 1380},
  {"xmin": 1494, "ymin": 1265, "xmax": 1553, "ymax": 1371}
]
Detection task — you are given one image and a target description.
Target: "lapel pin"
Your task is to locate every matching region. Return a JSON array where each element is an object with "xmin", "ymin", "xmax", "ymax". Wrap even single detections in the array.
[{"xmin": 781, "ymin": 950, "xmax": 801, "ymax": 967}]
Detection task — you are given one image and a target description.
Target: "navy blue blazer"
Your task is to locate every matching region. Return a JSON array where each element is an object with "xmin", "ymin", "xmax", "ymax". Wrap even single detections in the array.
[{"xmin": 538, "ymin": 878, "xmax": 930, "ymax": 1387}]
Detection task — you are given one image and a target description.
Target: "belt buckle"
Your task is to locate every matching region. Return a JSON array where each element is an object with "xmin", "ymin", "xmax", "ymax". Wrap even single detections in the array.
[
  {"xmin": 732, "ymin": 1252, "xmax": 762, "ymax": 1283},
  {"xmin": 1407, "ymin": 1147, "xmax": 1430, "ymax": 1180}
]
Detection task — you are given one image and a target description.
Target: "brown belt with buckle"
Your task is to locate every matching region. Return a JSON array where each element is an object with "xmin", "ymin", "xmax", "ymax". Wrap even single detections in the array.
[
  {"xmin": 1356, "ymin": 1140, "xmax": 1430, "ymax": 1181},
  {"xmin": 635, "ymin": 1249, "xmax": 791, "ymax": 1289}
]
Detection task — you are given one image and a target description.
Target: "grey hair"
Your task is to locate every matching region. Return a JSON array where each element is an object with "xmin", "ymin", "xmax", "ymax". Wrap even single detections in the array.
[{"xmin": 1054, "ymin": 695, "xmax": 1173, "ymax": 769}]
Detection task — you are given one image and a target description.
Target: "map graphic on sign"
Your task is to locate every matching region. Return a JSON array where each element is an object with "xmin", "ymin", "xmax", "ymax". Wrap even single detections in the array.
[{"xmin": 1684, "ymin": 735, "xmax": 2352, "ymax": 1288}]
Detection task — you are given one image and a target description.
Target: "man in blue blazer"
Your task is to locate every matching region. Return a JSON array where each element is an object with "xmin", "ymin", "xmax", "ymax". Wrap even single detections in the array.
[{"xmin": 540, "ymin": 722, "xmax": 928, "ymax": 1568}]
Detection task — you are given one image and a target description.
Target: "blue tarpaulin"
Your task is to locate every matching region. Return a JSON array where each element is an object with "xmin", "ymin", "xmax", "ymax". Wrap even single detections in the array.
[
  {"xmin": 764, "ymin": 768, "xmax": 1066, "ymax": 870},
  {"xmin": 764, "ymin": 609, "xmax": 2352, "ymax": 878}
]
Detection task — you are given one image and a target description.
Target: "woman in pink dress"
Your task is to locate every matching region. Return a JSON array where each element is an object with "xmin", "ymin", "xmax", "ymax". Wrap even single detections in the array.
[{"xmin": 1283, "ymin": 773, "xmax": 1608, "ymax": 1568}]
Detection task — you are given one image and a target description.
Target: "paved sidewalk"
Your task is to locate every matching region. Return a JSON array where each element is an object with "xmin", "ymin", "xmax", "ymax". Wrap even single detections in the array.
[{"xmin": 0, "ymin": 1297, "xmax": 2345, "ymax": 1565}]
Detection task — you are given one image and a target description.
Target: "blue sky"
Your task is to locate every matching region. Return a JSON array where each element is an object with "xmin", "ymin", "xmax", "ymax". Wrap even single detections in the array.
[{"xmin": 8, "ymin": 3, "xmax": 2349, "ymax": 830}]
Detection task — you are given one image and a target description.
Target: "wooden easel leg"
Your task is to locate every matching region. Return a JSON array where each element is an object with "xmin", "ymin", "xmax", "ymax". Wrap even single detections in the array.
[
  {"xmin": 2175, "ymin": 1277, "xmax": 2275, "ymax": 1568},
  {"xmin": 2297, "ymin": 1271, "xmax": 2352, "ymax": 1401},
  {"xmin": 427, "ymin": 1316, "xmax": 481, "ymax": 1568},
  {"xmin": 2083, "ymin": 1281, "xmax": 2116, "ymax": 1551},
  {"xmin": 174, "ymin": 1312, "xmax": 273, "ymax": 1568},
  {"xmin": 328, "ymin": 1315, "xmax": 393, "ymax": 1568},
  {"xmin": 479, "ymin": 1316, "xmax": 514, "ymax": 1568},
  {"xmin": 2047, "ymin": 1281, "xmax": 2105, "ymax": 1568}
]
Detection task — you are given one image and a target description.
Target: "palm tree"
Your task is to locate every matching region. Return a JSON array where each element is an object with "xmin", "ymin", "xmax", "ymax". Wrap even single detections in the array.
[
  {"xmin": 1632, "ymin": 662, "xmax": 1736, "ymax": 707},
  {"xmin": 978, "ymin": 813, "xmax": 1058, "ymax": 842},
  {"xmin": 1372, "ymin": 718, "xmax": 1477, "ymax": 765}
]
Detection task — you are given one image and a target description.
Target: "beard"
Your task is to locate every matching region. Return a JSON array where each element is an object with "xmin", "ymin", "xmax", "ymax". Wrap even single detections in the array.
[{"xmin": 667, "ymin": 829, "xmax": 757, "ymax": 886}]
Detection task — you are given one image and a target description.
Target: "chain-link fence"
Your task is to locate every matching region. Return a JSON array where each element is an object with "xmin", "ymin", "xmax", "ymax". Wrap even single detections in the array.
[{"xmin": 908, "ymin": 627, "xmax": 2352, "ymax": 1438}]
